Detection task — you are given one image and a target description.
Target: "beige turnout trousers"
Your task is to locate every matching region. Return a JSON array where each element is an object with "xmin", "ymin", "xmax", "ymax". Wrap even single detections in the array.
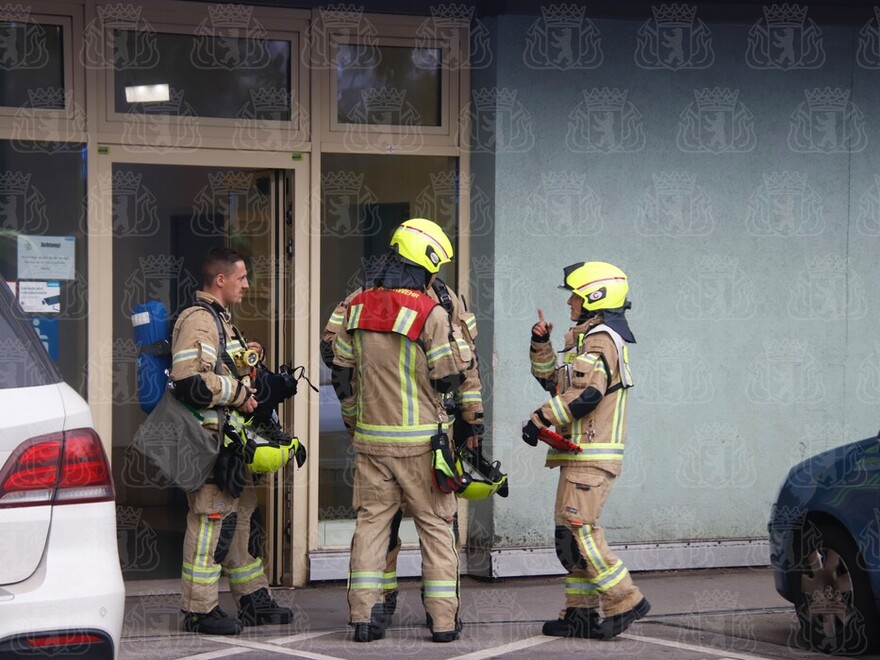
[{"xmin": 348, "ymin": 451, "xmax": 460, "ymax": 632}]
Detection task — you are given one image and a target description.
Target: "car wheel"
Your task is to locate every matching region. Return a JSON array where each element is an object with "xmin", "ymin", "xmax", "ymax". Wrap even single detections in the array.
[{"xmin": 795, "ymin": 523, "xmax": 879, "ymax": 655}]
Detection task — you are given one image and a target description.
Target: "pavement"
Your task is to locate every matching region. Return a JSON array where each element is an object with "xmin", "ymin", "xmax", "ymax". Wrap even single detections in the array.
[{"xmin": 119, "ymin": 567, "xmax": 880, "ymax": 659}]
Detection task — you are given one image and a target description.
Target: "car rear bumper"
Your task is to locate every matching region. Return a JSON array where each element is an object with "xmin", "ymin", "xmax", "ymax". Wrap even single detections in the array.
[{"xmin": 0, "ymin": 502, "xmax": 125, "ymax": 657}]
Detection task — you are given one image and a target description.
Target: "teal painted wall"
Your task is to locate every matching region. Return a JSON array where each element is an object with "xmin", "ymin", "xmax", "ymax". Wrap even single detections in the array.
[{"xmin": 467, "ymin": 8, "xmax": 880, "ymax": 551}]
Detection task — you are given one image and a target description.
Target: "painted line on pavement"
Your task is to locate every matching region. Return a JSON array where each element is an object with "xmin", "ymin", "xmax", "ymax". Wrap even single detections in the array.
[
  {"xmin": 268, "ymin": 630, "xmax": 338, "ymax": 645},
  {"xmin": 448, "ymin": 635, "xmax": 556, "ymax": 659},
  {"xmin": 178, "ymin": 635, "xmax": 346, "ymax": 660},
  {"xmin": 176, "ymin": 648, "xmax": 245, "ymax": 660},
  {"xmin": 620, "ymin": 632, "xmax": 774, "ymax": 660}
]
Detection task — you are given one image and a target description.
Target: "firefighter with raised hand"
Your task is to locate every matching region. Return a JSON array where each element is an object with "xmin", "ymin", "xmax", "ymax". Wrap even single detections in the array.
[
  {"xmin": 321, "ymin": 220, "xmax": 504, "ymax": 623},
  {"xmin": 172, "ymin": 247, "xmax": 293, "ymax": 635},
  {"xmin": 332, "ymin": 219, "xmax": 472, "ymax": 643},
  {"xmin": 522, "ymin": 261, "xmax": 650, "ymax": 640}
]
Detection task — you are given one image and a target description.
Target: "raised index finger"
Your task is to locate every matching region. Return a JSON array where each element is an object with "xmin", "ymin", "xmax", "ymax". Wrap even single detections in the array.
[{"xmin": 537, "ymin": 308, "xmax": 546, "ymax": 324}]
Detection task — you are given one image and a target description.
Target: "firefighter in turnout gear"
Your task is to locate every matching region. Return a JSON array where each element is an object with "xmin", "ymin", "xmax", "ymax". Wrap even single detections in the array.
[
  {"xmin": 322, "ymin": 219, "xmax": 502, "ymax": 627},
  {"xmin": 172, "ymin": 248, "xmax": 293, "ymax": 635},
  {"xmin": 332, "ymin": 219, "xmax": 472, "ymax": 643},
  {"xmin": 522, "ymin": 261, "xmax": 650, "ymax": 640}
]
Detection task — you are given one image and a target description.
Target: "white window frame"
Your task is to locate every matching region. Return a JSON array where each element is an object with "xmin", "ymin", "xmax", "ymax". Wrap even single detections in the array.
[
  {"xmin": 0, "ymin": 1, "xmax": 85, "ymax": 138},
  {"xmin": 93, "ymin": 0, "xmax": 310, "ymax": 151},
  {"xmin": 318, "ymin": 13, "xmax": 461, "ymax": 151}
]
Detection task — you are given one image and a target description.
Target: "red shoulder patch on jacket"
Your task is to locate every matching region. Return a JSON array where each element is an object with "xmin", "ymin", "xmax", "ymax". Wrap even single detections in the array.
[{"xmin": 348, "ymin": 288, "xmax": 438, "ymax": 341}]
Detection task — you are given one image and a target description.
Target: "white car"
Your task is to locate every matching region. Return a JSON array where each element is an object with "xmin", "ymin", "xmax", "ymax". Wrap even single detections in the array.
[{"xmin": 0, "ymin": 276, "xmax": 125, "ymax": 659}]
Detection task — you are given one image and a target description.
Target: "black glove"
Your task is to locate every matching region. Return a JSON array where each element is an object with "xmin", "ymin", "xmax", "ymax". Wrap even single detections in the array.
[
  {"xmin": 453, "ymin": 420, "xmax": 485, "ymax": 449},
  {"xmin": 214, "ymin": 443, "xmax": 246, "ymax": 498},
  {"xmin": 522, "ymin": 419, "xmax": 540, "ymax": 447},
  {"xmin": 293, "ymin": 439, "xmax": 307, "ymax": 468},
  {"xmin": 430, "ymin": 429, "xmax": 462, "ymax": 494}
]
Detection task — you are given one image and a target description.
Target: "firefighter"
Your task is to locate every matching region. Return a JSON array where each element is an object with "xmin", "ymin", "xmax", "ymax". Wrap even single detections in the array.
[
  {"xmin": 332, "ymin": 219, "xmax": 472, "ymax": 643},
  {"xmin": 522, "ymin": 261, "xmax": 650, "ymax": 639},
  {"xmin": 321, "ymin": 219, "xmax": 495, "ymax": 622},
  {"xmin": 172, "ymin": 247, "xmax": 293, "ymax": 635}
]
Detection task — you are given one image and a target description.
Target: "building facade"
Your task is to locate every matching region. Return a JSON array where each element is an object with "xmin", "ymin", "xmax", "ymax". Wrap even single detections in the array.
[{"xmin": 2, "ymin": 0, "xmax": 879, "ymax": 586}]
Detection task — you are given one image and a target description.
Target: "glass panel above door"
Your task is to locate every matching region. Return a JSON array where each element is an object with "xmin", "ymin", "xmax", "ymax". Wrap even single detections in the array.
[
  {"xmin": 112, "ymin": 30, "xmax": 292, "ymax": 120},
  {"xmin": 335, "ymin": 44, "xmax": 441, "ymax": 127},
  {"xmin": 0, "ymin": 21, "xmax": 64, "ymax": 108}
]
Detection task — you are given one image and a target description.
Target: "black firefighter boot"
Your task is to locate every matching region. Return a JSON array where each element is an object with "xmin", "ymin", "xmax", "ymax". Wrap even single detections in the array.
[
  {"xmin": 182, "ymin": 606, "xmax": 243, "ymax": 635},
  {"xmin": 238, "ymin": 588, "xmax": 294, "ymax": 626},
  {"xmin": 599, "ymin": 597, "xmax": 651, "ymax": 639},
  {"xmin": 542, "ymin": 607, "xmax": 602, "ymax": 638},
  {"xmin": 353, "ymin": 603, "xmax": 388, "ymax": 642}
]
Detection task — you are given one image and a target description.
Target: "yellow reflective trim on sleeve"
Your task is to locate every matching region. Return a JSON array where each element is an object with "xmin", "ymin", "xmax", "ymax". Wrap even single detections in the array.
[
  {"xmin": 426, "ymin": 342, "xmax": 453, "ymax": 364},
  {"xmin": 531, "ymin": 356, "xmax": 557, "ymax": 376},
  {"xmin": 549, "ymin": 395, "xmax": 571, "ymax": 425},
  {"xmin": 346, "ymin": 304, "xmax": 363, "ymax": 330},
  {"xmin": 458, "ymin": 390, "xmax": 482, "ymax": 405},
  {"xmin": 334, "ymin": 335, "xmax": 354, "ymax": 360}
]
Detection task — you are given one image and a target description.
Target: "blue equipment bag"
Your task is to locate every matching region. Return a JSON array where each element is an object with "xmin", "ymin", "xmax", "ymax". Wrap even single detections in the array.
[{"xmin": 132, "ymin": 300, "xmax": 172, "ymax": 414}]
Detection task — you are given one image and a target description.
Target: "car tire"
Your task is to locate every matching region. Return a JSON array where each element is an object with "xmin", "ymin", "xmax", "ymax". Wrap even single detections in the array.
[{"xmin": 794, "ymin": 523, "xmax": 880, "ymax": 655}]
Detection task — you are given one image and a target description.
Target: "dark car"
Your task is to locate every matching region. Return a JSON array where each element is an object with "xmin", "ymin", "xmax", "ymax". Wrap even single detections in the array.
[{"xmin": 768, "ymin": 434, "xmax": 880, "ymax": 655}]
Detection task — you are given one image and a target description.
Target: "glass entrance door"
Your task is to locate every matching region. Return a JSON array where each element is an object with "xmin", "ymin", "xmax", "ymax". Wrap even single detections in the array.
[{"xmin": 109, "ymin": 157, "xmax": 303, "ymax": 584}]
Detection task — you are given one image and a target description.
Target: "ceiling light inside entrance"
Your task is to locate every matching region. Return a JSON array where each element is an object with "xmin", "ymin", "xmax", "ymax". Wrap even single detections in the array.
[{"xmin": 124, "ymin": 84, "xmax": 170, "ymax": 104}]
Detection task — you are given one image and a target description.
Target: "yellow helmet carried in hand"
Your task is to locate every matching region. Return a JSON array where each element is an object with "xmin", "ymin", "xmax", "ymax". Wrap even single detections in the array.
[
  {"xmin": 242, "ymin": 427, "xmax": 305, "ymax": 474},
  {"xmin": 389, "ymin": 218, "xmax": 453, "ymax": 274},
  {"xmin": 455, "ymin": 448, "xmax": 508, "ymax": 500},
  {"xmin": 560, "ymin": 261, "xmax": 629, "ymax": 312}
]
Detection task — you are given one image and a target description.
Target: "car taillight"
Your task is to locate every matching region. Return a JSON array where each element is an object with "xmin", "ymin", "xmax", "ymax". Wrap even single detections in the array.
[{"xmin": 0, "ymin": 429, "xmax": 114, "ymax": 508}]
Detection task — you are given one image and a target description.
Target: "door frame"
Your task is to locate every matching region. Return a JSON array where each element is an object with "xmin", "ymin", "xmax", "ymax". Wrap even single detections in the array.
[{"xmin": 88, "ymin": 145, "xmax": 312, "ymax": 585}]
